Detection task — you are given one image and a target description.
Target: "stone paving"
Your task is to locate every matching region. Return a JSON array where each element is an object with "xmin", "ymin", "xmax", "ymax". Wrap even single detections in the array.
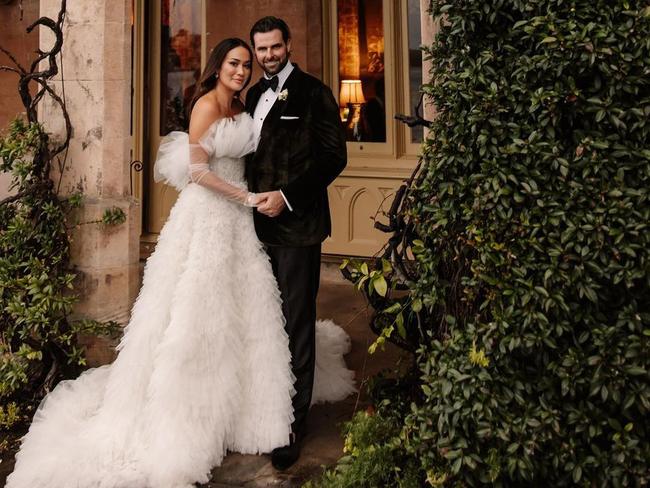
[{"xmin": 0, "ymin": 266, "xmax": 406, "ymax": 487}]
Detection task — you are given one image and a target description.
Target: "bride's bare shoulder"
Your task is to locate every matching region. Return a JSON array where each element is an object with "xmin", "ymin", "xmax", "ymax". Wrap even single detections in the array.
[{"xmin": 189, "ymin": 95, "xmax": 224, "ymax": 143}]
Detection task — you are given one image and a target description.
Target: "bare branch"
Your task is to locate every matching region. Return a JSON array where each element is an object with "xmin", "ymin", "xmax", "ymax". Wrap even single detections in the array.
[
  {"xmin": 32, "ymin": 79, "xmax": 71, "ymax": 158},
  {"xmin": 0, "ymin": 45, "xmax": 27, "ymax": 73},
  {"xmin": 1, "ymin": 0, "xmax": 71, "ymax": 154},
  {"xmin": 0, "ymin": 65, "xmax": 22, "ymax": 75},
  {"xmin": 27, "ymin": 18, "xmax": 62, "ymax": 77}
]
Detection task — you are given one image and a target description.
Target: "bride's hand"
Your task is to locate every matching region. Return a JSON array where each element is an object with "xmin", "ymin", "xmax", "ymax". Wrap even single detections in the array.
[
  {"xmin": 250, "ymin": 192, "xmax": 269, "ymax": 208},
  {"xmin": 256, "ymin": 191, "xmax": 285, "ymax": 217}
]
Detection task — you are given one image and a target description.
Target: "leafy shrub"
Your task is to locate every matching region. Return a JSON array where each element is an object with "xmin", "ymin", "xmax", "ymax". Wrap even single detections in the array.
[
  {"xmin": 0, "ymin": 119, "xmax": 120, "ymax": 430},
  {"xmin": 328, "ymin": 1, "xmax": 650, "ymax": 486},
  {"xmin": 305, "ymin": 375, "xmax": 423, "ymax": 488},
  {"xmin": 406, "ymin": 0, "xmax": 650, "ymax": 485}
]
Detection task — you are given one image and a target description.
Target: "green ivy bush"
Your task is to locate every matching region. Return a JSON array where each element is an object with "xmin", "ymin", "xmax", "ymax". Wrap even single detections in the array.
[
  {"xmin": 0, "ymin": 119, "xmax": 121, "ymax": 436},
  {"xmin": 408, "ymin": 0, "xmax": 650, "ymax": 485},
  {"xmin": 324, "ymin": 1, "xmax": 650, "ymax": 486}
]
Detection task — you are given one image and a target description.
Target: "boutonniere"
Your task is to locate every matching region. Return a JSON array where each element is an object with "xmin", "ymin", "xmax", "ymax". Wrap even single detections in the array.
[{"xmin": 278, "ymin": 89, "xmax": 289, "ymax": 101}]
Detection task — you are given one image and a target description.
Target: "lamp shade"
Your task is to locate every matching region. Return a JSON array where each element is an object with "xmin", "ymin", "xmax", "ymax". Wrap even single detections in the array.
[{"xmin": 339, "ymin": 80, "xmax": 365, "ymax": 105}]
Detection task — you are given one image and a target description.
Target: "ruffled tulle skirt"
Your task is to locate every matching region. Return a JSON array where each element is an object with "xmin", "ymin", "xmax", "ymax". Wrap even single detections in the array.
[{"xmin": 6, "ymin": 183, "xmax": 356, "ymax": 488}]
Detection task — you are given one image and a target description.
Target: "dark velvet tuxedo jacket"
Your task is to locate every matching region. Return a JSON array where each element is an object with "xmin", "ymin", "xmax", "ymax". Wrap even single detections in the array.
[{"xmin": 245, "ymin": 66, "xmax": 347, "ymax": 247}]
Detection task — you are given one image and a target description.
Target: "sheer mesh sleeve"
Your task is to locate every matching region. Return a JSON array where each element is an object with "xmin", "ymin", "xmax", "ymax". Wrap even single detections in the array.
[{"xmin": 188, "ymin": 143, "xmax": 258, "ymax": 207}]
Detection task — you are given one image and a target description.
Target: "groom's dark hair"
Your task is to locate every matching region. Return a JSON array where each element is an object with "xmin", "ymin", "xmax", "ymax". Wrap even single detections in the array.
[{"xmin": 250, "ymin": 16, "xmax": 291, "ymax": 46}]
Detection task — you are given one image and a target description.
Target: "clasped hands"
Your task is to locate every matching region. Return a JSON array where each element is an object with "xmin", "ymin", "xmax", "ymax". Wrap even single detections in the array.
[{"xmin": 254, "ymin": 191, "xmax": 286, "ymax": 218}]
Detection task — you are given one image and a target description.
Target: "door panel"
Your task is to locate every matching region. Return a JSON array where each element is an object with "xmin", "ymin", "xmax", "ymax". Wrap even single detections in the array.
[{"xmin": 146, "ymin": 0, "xmax": 202, "ymax": 235}]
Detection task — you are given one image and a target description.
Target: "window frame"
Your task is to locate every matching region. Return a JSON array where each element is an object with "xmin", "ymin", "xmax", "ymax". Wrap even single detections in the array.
[
  {"xmin": 327, "ymin": 0, "xmax": 396, "ymax": 161},
  {"xmin": 398, "ymin": 0, "xmax": 426, "ymax": 157},
  {"xmin": 324, "ymin": 0, "xmax": 424, "ymax": 172}
]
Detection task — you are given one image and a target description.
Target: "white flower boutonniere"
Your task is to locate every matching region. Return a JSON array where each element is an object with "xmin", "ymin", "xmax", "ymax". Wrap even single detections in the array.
[{"xmin": 278, "ymin": 89, "xmax": 289, "ymax": 101}]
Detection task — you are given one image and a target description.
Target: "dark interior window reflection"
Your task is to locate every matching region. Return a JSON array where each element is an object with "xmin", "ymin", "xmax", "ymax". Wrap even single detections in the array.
[
  {"xmin": 338, "ymin": 0, "xmax": 385, "ymax": 143},
  {"xmin": 359, "ymin": 78, "xmax": 385, "ymax": 142},
  {"xmin": 160, "ymin": 1, "xmax": 201, "ymax": 134}
]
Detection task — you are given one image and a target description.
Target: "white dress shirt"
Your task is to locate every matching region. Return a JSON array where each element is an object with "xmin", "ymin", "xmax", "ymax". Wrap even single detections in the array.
[
  {"xmin": 252, "ymin": 60, "xmax": 294, "ymax": 140},
  {"xmin": 252, "ymin": 61, "xmax": 295, "ymax": 211}
]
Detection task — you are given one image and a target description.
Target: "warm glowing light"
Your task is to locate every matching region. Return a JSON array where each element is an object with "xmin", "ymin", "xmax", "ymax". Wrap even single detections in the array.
[{"xmin": 339, "ymin": 80, "xmax": 365, "ymax": 106}]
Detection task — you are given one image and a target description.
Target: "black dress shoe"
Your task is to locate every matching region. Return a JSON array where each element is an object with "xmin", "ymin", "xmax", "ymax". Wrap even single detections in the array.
[{"xmin": 271, "ymin": 432, "xmax": 302, "ymax": 470}]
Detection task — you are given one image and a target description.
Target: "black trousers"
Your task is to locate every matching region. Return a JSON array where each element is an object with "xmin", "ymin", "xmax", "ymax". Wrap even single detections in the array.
[{"xmin": 265, "ymin": 243, "xmax": 321, "ymax": 436}]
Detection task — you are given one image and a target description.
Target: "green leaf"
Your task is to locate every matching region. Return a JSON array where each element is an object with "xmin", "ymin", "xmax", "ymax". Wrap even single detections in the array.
[
  {"xmin": 625, "ymin": 367, "xmax": 647, "ymax": 376},
  {"xmin": 360, "ymin": 262, "xmax": 369, "ymax": 275},
  {"xmin": 572, "ymin": 466, "xmax": 582, "ymax": 483},
  {"xmin": 383, "ymin": 302, "xmax": 402, "ymax": 314},
  {"xmin": 534, "ymin": 286, "xmax": 549, "ymax": 297},
  {"xmin": 373, "ymin": 275, "xmax": 388, "ymax": 297},
  {"xmin": 451, "ymin": 456, "xmax": 463, "ymax": 474}
]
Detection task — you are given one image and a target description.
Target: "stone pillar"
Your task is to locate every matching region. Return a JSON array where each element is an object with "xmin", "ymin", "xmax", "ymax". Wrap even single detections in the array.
[{"xmin": 39, "ymin": 0, "xmax": 140, "ymax": 365}]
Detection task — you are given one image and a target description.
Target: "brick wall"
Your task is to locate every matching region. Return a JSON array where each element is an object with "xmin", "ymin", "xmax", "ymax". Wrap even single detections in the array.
[
  {"xmin": 0, "ymin": 0, "xmax": 40, "ymax": 199},
  {"xmin": 0, "ymin": 0, "xmax": 40, "ymax": 127}
]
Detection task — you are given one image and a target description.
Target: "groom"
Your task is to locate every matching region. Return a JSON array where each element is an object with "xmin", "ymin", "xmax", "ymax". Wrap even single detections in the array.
[{"xmin": 245, "ymin": 16, "xmax": 347, "ymax": 470}]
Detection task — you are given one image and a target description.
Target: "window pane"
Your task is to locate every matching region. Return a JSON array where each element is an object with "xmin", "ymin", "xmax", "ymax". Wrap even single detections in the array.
[
  {"xmin": 160, "ymin": 0, "xmax": 201, "ymax": 135},
  {"xmin": 407, "ymin": 0, "xmax": 423, "ymax": 143},
  {"xmin": 337, "ymin": 0, "xmax": 385, "ymax": 143}
]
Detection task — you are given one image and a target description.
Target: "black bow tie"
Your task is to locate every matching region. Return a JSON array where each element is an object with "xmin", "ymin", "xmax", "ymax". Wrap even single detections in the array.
[{"xmin": 259, "ymin": 76, "xmax": 279, "ymax": 92}]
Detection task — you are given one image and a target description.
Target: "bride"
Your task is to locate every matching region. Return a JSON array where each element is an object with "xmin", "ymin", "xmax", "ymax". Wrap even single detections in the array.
[{"xmin": 6, "ymin": 38, "xmax": 356, "ymax": 488}]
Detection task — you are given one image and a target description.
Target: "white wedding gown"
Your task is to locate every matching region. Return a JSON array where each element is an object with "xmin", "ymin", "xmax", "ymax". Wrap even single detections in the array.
[{"xmin": 6, "ymin": 113, "xmax": 356, "ymax": 488}]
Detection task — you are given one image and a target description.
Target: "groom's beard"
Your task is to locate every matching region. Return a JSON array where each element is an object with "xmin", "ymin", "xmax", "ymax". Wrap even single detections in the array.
[{"xmin": 262, "ymin": 56, "xmax": 289, "ymax": 77}]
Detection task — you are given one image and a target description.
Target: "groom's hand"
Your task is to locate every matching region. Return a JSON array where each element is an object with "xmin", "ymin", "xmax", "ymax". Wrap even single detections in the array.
[{"xmin": 256, "ymin": 191, "xmax": 286, "ymax": 218}]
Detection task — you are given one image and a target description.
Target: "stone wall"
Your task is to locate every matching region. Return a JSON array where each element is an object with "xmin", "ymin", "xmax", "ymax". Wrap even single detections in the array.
[
  {"xmin": 0, "ymin": 0, "xmax": 40, "ymax": 199},
  {"xmin": 39, "ymin": 0, "xmax": 140, "ymax": 365}
]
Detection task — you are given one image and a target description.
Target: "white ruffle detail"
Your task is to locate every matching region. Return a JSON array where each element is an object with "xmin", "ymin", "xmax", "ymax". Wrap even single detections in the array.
[
  {"xmin": 6, "ymin": 111, "xmax": 356, "ymax": 488},
  {"xmin": 153, "ymin": 113, "xmax": 257, "ymax": 192},
  {"xmin": 153, "ymin": 131, "xmax": 191, "ymax": 191},
  {"xmin": 312, "ymin": 319, "xmax": 358, "ymax": 405},
  {"xmin": 198, "ymin": 113, "xmax": 257, "ymax": 159}
]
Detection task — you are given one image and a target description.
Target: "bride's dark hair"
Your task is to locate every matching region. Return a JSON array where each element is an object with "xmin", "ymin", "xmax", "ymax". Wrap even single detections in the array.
[{"xmin": 187, "ymin": 38, "xmax": 253, "ymax": 117}]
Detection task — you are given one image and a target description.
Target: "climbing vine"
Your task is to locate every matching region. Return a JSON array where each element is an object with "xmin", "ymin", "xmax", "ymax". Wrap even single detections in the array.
[{"xmin": 0, "ymin": 0, "xmax": 122, "ymax": 438}]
